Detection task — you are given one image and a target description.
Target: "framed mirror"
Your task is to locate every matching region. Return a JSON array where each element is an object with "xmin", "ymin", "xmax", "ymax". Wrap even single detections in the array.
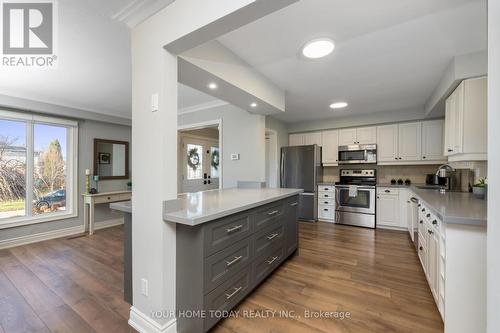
[{"xmin": 93, "ymin": 139, "xmax": 129, "ymax": 180}]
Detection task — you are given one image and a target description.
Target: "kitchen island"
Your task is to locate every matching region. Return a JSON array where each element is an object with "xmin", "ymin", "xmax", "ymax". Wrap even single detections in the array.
[{"xmin": 163, "ymin": 188, "xmax": 302, "ymax": 333}]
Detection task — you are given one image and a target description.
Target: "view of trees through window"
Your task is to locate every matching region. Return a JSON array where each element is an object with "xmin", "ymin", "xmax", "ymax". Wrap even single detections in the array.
[{"xmin": 0, "ymin": 119, "xmax": 68, "ymax": 220}]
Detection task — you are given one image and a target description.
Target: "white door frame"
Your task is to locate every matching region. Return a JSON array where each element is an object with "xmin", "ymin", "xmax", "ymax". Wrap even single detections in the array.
[
  {"xmin": 265, "ymin": 128, "xmax": 279, "ymax": 188},
  {"xmin": 178, "ymin": 119, "xmax": 223, "ymax": 189}
]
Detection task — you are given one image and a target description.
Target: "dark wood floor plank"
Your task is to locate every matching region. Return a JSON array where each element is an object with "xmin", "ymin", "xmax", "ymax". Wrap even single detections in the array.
[{"xmin": 38, "ymin": 304, "xmax": 98, "ymax": 333}]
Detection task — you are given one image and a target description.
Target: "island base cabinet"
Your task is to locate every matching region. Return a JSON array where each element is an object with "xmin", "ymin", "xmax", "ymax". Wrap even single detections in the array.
[{"xmin": 175, "ymin": 195, "xmax": 299, "ymax": 333}]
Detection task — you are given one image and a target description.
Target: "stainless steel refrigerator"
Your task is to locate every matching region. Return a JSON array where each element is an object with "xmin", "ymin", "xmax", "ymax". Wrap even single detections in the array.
[{"xmin": 280, "ymin": 145, "xmax": 322, "ymax": 221}]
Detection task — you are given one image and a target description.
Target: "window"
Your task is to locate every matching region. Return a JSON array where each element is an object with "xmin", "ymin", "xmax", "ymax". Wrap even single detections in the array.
[
  {"xmin": 210, "ymin": 146, "xmax": 220, "ymax": 179},
  {"xmin": 0, "ymin": 110, "xmax": 78, "ymax": 228},
  {"xmin": 186, "ymin": 143, "xmax": 203, "ymax": 180}
]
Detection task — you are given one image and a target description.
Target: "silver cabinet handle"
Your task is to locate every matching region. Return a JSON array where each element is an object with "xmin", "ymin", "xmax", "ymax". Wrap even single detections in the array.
[
  {"xmin": 267, "ymin": 210, "xmax": 279, "ymax": 216},
  {"xmin": 266, "ymin": 256, "xmax": 279, "ymax": 265},
  {"xmin": 225, "ymin": 286, "xmax": 242, "ymax": 300},
  {"xmin": 226, "ymin": 225, "xmax": 243, "ymax": 233},
  {"xmin": 289, "ymin": 202, "xmax": 298, "ymax": 207},
  {"xmin": 266, "ymin": 233, "xmax": 279, "ymax": 240},
  {"xmin": 428, "ymin": 229, "xmax": 433, "ymax": 235},
  {"xmin": 225, "ymin": 255, "xmax": 243, "ymax": 267}
]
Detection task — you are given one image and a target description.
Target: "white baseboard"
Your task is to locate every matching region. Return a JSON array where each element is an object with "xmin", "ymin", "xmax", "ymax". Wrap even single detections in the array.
[
  {"xmin": 129, "ymin": 306, "xmax": 177, "ymax": 333},
  {"xmin": 376, "ymin": 225, "xmax": 407, "ymax": 231},
  {"xmin": 0, "ymin": 218, "xmax": 124, "ymax": 250}
]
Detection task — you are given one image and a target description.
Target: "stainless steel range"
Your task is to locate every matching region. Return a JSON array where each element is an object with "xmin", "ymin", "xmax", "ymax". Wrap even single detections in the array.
[{"xmin": 335, "ymin": 169, "xmax": 376, "ymax": 228}]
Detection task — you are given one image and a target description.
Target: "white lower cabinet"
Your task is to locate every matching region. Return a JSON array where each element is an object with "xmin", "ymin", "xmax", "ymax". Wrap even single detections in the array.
[
  {"xmin": 318, "ymin": 185, "xmax": 335, "ymax": 222},
  {"xmin": 376, "ymin": 187, "xmax": 407, "ymax": 229}
]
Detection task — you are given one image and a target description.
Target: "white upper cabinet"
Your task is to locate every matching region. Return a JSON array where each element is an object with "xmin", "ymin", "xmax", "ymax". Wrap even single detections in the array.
[
  {"xmin": 422, "ymin": 120, "xmax": 445, "ymax": 161},
  {"xmin": 398, "ymin": 122, "xmax": 422, "ymax": 161},
  {"xmin": 338, "ymin": 128, "xmax": 358, "ymax": 145},
  {"xmin": 339, "ymin": 126, "xmax": 377, "ymax": 145},
  {"xmin": 303, "ymin": 132, "xmax": 323, "ymax": 146},
  {"xmin": 289, "ymin": 133, "xmax": 305, "ymax": 146},
  {"xmin": 377, "ymin": 124, "xmax": 398, "ymax": 162},
  {"xmin": 445, "ymin": 77, "xmax": 487, "ymax": 161},
  {"xmin": 356, "ymin": 126, "xmax": 377, "ymax": 144},
  {"xmin": 321, "ymin": 130, "xmax": 339, "ymax": 165}
]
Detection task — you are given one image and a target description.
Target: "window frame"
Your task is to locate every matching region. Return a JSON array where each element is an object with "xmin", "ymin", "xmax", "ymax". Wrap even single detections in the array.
[{"xmin": 0, "ymin": 110, "xmax": 78, "ymax": 229}]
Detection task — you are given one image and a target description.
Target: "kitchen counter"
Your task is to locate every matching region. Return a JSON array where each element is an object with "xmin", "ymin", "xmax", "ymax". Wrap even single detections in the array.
[
  {"xmin": 410, "ymin": 186, "xmax": 486, "ymax": 226},
  {"xmin": 163, "ymin": 188, "xmax": 303, "ymax": 225}
]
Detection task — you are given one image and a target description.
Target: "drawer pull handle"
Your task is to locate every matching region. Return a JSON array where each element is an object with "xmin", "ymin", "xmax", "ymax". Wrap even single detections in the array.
[
  {"xmin": 426, "ymin": 213, "xmax": 431, "ymax": 218},
  {"xmin": 324, "ymin": 188, "xmax": 329, "ymax": 191},
  {"xmin": 267, "ymin": 210, "xmax": 279, "ymax": 216},
  {"xmin": 324, "ymin": 195, "xmax": 329, "ymax": 197},
  {"xmin": 226, "ymin": 225, "xmax": 243, "ymax": 233},
  {"xmin": 324, "ymin": 201, "xmax": 329, "ymax": 204},
  {"xmin": 385, "ymin": 190, "xmax": 390, "ymax": 193},
  {"xmin": 419, "ymin": 246, "xmax": 423, "ymax": 251},
  {"xmin": 432, "ymin": 220, "xmax": 438, "ymax": 225},
  {"xmin": 107, "ymin": 197, "xmax": 111, "ymax": 200},
  {"xmin": 226, "ymin": 255, "xmax": 243, "ymax": 267},
  {"xmin": 266, "ymin": 233, "xmax": 279, "ymax": 240},
  {"xmin": 428, "ymin": 229, "xmax": 433, "ymax": 235},
  {"xmin": 289, "ymin": 202, "xmax": 298, "ymax": 207},
  {"xmin": 225, "ymin": 286, "xmax": 242, "ymax": 300},
  {"xmin": 419, "ymin": 220, "xmax": 423, "ymax": 224},
  {"xmin": 266, "ymin": 256, "xmax": 279, "ymax": 265},
  {"xmin": 323, "ymin": 209, "xmax": 328, "ymax": 211}
]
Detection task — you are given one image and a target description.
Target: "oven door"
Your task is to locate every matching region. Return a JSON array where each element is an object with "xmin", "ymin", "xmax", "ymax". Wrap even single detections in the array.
[{"xmin": 335, "ymin": 186, "xmax": 375, "ymax": 215}]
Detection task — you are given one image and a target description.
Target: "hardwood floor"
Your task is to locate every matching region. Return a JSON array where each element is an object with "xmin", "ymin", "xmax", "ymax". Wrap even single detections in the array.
[
  {"xmin": 212, "ymin": 222, "xmax": 444, "ymax": 333},
  {"xmin": 0, "ymin": 222, "xmax": 443, "ymax": 333},
  {"xmin": 0, "ymin": 227, "xmax": 135, "ymax": 333}
]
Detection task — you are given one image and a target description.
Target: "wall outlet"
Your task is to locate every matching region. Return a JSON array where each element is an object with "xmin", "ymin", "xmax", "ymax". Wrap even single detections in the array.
[
  {"xmin": 141, "ymin": 278, "xmax": 148, "ymax": 296},
  {"xmin": 151, "ymin": 93, "xmax": 159, "ymax": 112},
  {"xmin": 230, "ymin": 153, "xmax": 240, "ymax": 161}
]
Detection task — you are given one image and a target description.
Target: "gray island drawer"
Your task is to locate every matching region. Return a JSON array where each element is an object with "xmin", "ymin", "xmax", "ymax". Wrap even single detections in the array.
[{"xmin": 176, "ymin": 194, "xmax": 299, "ymax": 333}]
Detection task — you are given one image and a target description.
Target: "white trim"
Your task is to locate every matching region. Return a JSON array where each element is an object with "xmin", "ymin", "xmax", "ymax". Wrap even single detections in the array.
[
  {"xmin": 178, "ymin": 118, "xmax": 223, "ymax": 189},
  {"xmin": 0, "ymin": 109, "xmax": 78, "ymax": 127},
  {"xmin": 0, "ymin": 225, "xmax": 84, "ymax": 250},
  {"xmin": 376, "ymin": 225, "xmax": 407, "ymax": 231},
  {"xmin": 0, "ymin": 218, "xmax": 124, "ymax": 250},
  {"xmin": 178, "ymin": 100, "xmax": 228, "ymax": 115},
  {"xmin": 129, "ymin": 306, "xmax": 177, "ymax": 333},
  {"xmin": 377, "ymin": 160, "xmax": 448, "ymax": 166},
  {"xmin": 265, "ymin": 128, "xmax": 279, "ymax": 188}
]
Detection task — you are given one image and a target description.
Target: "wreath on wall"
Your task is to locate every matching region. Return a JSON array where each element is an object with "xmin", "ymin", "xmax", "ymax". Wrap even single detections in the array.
[
  {"xmin": 187, "ymin": 147, "xmax": 201, "ymax": 170},
  {"xmin": 211, "ymin": 149, "xmax": 220, "ymax": 170}
]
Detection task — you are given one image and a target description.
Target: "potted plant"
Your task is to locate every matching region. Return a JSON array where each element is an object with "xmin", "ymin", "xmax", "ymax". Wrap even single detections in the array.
[
  {"xmin": 472, "ymin": 178, "xmax": 487, "ymax": 199},
  {"xmin": 127, "ymin": 180, "xmax": 132, "ymax": 191}
]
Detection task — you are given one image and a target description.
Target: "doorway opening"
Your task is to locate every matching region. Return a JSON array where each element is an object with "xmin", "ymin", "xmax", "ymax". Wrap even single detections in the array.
[
  {"xmin": 265, "ymin": 129, "xmax": 279, "ymax": 188},
  {"xmin": 178, "ymin": 121, "xmax": 222, "ymax": 194}
]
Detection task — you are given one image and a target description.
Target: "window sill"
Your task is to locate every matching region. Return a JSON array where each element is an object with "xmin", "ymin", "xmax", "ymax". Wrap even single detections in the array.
[{"xmin": 0, "ymin": 211, "xmax": 78, "ymax": 229}]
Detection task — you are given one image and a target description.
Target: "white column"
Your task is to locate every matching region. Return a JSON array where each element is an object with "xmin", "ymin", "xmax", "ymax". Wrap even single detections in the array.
[{"xmin": 488, "ymin": 0, "xmax": 500, "ymax": 332}]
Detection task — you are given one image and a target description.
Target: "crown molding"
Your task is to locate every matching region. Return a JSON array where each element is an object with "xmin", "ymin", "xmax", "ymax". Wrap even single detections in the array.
[
  {"xmin": 178, "ymin": 100, "xmax": 229, "ymax": 115},
  {"xmin": 112, "ymin": 0, "xmax": 176, "ymax": 28}
]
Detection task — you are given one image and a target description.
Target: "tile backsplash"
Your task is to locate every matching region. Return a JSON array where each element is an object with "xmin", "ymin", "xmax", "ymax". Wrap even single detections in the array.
[{"xmin": 322, "ymin": 162, "xmax": 487, "ymax": 185}]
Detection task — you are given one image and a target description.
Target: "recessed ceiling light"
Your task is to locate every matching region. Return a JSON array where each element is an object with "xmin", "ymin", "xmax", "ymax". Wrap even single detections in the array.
[
  {"xmin": 302, "ymin": 38, "xmax": 335, "ymax": 59},
  {"xmin": 207, "ymin": 82, "xmax": 218, "ymax": 90},
  {"xmin": 330, "ymin": 102, "xmax": 348, "ymax": 109},
  {"xmin": 250, "ymin": 102, "xmax": 258, "ymax": 108}
]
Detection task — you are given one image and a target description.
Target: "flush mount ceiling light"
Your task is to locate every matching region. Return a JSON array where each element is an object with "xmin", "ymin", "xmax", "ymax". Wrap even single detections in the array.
[
  {"xmin": 330, "ymin": 102, "xmax": 348, "ymax": 109},
  {"xmin": 207, "ymin": 82, "xmax": 218, "ymax": 90},
  {"xmin": 250, "ymin": 102, "xmax": 258, "ymax": 108},
  {"xmin": 302, "ymin": 38, "xmax": 335, "ymax": 59}
]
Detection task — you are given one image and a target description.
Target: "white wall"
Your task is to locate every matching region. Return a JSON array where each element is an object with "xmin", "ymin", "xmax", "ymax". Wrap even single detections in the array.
[
  {"xmin": 487, "ymin": 0, "xmax": 500, "ymax": 332},
  {"xmin": 178, "ymin": 104, "xmax": 266, "ymax": 188},
  {"xmin": 265, "ymin": 116, "xmax": 289, "ymax": 149}
]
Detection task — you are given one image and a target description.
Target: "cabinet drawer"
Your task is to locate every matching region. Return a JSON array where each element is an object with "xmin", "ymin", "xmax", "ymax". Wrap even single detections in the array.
[
  {"xmin": 318, "ymin": 205, "xmax": 335, "ymax": 219},
  {"xmin": 204, "ymin": 237, "xmax": 252, "ymax": 293},
  {"xmin": 418, "ymin": 217, "xmax": 426, "ymax": 244},
  {"xmin": 254, "ymin": 222, "xmax": 284, "ymax": 257},
  {"xmin": 318, "ymin": 191, "xmax": 334, "ymax": 199},
  {"xmin": 203, "ymin": 213, "xmax": 252, "ymax": 257},
  {"xmin": 119, "ymin": 193, "xmax": 132, "ymax": 201},
  {"xmin": 93, "ymin": 195, "xmax": 119, "ymax": 204},
  {"xmin": 377, "ymin": 187, "xmax": 399, "ymax": 195},
  {"xmin": 253, "ymin": 245, "xmax": 284, "ymax": 286},
  {"xmin": 204, "ymin": 266, "xmax": 252, "ymax": 331},
  {"xmin": 319, "ymin": 198, "xmax": 335, "ymax": 206},
  {"xmin": 418, "ymin": 235, "xmax": 427, "ymax": 271},
  {"xmin": 254, "ymin": 201, "xmax": 284, "ymax": 231},
  {"xmin": 318, "ymin": 185, "xmax": 335, "ymax": 192}
]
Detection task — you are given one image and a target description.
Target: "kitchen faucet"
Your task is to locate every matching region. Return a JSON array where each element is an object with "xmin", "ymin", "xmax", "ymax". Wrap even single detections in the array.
[{"xmin": 435, "ymin": 164, "xmax": 455, "ymax": 177}]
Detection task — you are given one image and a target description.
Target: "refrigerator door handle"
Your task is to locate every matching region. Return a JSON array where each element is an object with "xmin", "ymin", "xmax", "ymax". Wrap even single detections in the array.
[{"xmin": 280, "ymin": 149, "xmax": 285, "ymax": 187}]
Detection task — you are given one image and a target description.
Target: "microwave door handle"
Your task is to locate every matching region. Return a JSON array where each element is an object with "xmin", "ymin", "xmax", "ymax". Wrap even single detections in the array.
[{"xmin": 364, "ymin": 149, "xmax": 368, "ymax": 162}]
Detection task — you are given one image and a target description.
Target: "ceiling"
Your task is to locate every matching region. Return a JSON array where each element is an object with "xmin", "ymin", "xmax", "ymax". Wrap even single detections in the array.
[
  {"xmin": 218, "ymin": 0, "xmax": 487, "ymax": 123},
  {"xmin": 0, "ymin": 0, "xmax": 174, "ymax": 119}
]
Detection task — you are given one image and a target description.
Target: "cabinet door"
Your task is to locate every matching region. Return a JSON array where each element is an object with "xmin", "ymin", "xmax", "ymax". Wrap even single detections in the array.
[
  {"xmin": 376, "ymin": 124, "xmax": 398, "ymax": 162},
  {"xmin": 444, "ymin": 97, "xmax": 453, "ymax": 156},
  {"xmin": 338, "ymin": 128, "xmax": 357, "ymax": 145},
  {"xmin": 289, "ymin": 134, "xmax": 304, "ymax": 146},
  {"xmin": 303, "ymin": 132, "xmax": 323, "ymax": 146},
  {"xmin": 321, "ymin": 130, "xmax": 339, "ymax": 165},
  {"xmin": 453, "ymin": 82, "xmax": 465, "ymax": 154},
  {"xmin": 428, "ymin": 228, "xmax": 439, "ymax": 299},
  {"xmin": 398, "ymin": 122, "xmax": 422, "ymax": 161},
  {"xmin": 356, "ymin": 126, "xmax": 377, "ymax": 144},
  {"xmin": 376, "ymin": 194, "xmax": 400, "ymax": 227},
  {"xmin": 422, "ymin": 120, "xmax": 445, "ymax": 161},
  {"xmin": 399, "ymin": 189, "xmax": 409, "ymax": 229},
  {"xmin": 284, "ymin": 197, "xmax": 299, "ymax": 256}
]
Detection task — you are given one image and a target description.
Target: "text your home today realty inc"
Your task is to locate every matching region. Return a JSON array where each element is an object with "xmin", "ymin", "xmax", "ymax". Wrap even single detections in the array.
[{"xmin": 1, "ymin": 0, "xmax": 58, "ymax": 68}]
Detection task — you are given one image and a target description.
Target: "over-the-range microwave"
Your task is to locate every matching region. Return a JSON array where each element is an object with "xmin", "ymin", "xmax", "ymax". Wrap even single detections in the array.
[{"xmin": 338, "ymin": 144, "xmax": 377, "ymax": 164}]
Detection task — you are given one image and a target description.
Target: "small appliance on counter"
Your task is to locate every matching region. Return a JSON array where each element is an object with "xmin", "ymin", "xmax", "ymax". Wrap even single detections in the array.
[
  {"xmin": 426, "ymin": 174, "xmax": 447, "ymax": 186},
  {"xmin": 429, "ymin": 166, "xmax": 474, "ymax": 192},
  {"xmin": 335, "ymin": 169, "xmax": 376, "ymax": 228}
]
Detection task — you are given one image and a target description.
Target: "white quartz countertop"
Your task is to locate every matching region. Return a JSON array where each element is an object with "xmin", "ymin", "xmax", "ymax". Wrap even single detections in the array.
[{"xmin": 163, "ymin": 188, "xmax": 303, "ymax": 226}]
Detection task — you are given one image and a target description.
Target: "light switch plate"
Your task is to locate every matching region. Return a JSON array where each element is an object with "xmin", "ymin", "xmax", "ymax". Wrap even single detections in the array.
[
  {"xmin": 151, "ymin": 93, "xmax": 159, "ymax": 112},
  {"xmin": 230, "ymin": 153, "xmax": 240, "ymax": 160},
  {"xmin": 141, "ymin": 278, "xmax": 148, "ymax": 296}
]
